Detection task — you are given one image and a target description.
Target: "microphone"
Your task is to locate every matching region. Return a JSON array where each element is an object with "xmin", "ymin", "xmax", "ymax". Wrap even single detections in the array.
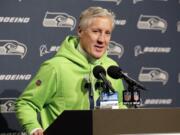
[
  {"xmin": 107, "ymin": 65, "xmax": 146, "ymax": 90},
  {"xmin": 93, "ymin": 65, "xmax": 115, "ymax": 93}
]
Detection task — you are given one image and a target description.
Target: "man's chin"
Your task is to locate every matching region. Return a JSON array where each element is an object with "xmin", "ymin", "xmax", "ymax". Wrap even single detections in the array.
[{"xmin": 92, "ymin": 53, "xmax": 104, "ymax": 59}]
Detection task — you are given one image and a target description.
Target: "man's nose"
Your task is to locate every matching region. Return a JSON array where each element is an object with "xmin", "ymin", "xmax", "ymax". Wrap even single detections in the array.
[{"xmin": 97, "ymin": 34, "xmax": 105, "ymax": 43}]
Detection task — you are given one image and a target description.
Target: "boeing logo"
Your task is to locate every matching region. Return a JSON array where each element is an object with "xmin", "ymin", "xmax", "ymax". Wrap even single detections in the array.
[
  {"xmin": 0, "ymin": 74, "xmax": 31, "ymax": 80},
  {"xmin": 133, "ymin": 0, "xmax": 168, "ymax": 4},
  {"xmin": 144, "ymin": 99, "xmax": 172, "ymax": 105},
  {"xmin": 115, "ymin": 19, "xmax": 127, "ymax": 26},
  {"xmin": 42, "ymin": 11, "xmax": 76, "ymax": 31},
  {"xmin": 0, "ymin": 17, "xmax": 30, "ymax": 23},
  {"xmin": 39, "ymin": 44, "xmax": 60, "ymax": 56},
  {"xmin": 134, "ymin": 45, "xmax": 171, "ymax": 56}
]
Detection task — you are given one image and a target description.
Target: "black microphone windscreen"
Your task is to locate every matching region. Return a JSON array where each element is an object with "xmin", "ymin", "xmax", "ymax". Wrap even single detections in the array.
[
  {"xmin": 107, "ymin": 65, "xmax": 122, "ymax": 79},
  {"xmin": 93, "ymin": 65, "xmax": 106, "ymax": 79}
]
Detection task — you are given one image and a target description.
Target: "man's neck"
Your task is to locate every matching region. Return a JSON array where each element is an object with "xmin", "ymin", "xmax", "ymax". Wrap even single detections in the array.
[{"xmin": 77, "ymin": 43, "xmax": 98, "ymax": 64}]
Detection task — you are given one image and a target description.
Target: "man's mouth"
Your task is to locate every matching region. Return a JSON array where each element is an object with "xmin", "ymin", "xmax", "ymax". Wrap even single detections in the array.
[{"xmin": 95, "ymin": 45, "xmax": 104, "ymax": 50}]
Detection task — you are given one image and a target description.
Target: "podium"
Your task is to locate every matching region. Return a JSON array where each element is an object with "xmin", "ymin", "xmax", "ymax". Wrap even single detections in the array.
[{"xmin": 44, "ymin": 108, "xmax": 180, "ymax": 135}]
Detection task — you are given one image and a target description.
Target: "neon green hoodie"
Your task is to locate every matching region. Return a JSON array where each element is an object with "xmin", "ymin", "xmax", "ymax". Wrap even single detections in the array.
[{"xmin": 15, "ymin": 36, "xmax": 125, "ymax": 134}]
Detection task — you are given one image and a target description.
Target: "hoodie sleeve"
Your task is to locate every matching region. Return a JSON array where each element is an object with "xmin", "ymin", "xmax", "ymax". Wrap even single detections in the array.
[{"xmin": 15, "ymin": 62, "xmax": 57, "ymax": 134}]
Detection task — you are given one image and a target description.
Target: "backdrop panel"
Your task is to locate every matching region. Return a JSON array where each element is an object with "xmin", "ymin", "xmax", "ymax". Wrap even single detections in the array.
[{"xmin": 0, "ymin": 0, "xmax": 180, "ymax": 134}]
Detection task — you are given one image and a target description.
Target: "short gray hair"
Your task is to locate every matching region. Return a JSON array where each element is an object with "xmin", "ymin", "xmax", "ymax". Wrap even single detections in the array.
[{"xmin": 79, "ymin": 6, "xmax": 116, "ymax": 30}]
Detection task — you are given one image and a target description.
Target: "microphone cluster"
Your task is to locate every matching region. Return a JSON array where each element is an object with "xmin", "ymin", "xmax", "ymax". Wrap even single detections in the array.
[
  {"xmin": 93, "ymin": 65, "xmax": 115, "ymax": 93},
  {"xmin": 93, "ymin": 65, "xmax": 146, "ymax": 106},
  {"xmin": 93, "ymin": 65, "xmax": 146, "ymax": 90}
]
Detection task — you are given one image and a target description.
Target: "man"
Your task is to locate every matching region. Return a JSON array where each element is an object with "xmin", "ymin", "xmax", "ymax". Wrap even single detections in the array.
[{"xmin": 15, "ymin": 6, "xmax": 126, "ymax": 135}]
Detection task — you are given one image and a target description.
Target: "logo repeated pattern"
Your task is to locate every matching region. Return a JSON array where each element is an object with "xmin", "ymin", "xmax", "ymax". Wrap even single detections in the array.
[
  {"xmin": 42, "ymin": 11, "xmax": 76, "ymax": 31},
  {"xmin": 0, "ymin": 0, "xmax": 180, "ymax": 134},
  {"xmin": 0, "ymin": 40, "xmax": 27, "ymax": 59},
  {"xmin": 137, "ymin": 15, "xmax": 167, "ymax": 33},
  {"xmin": 138, "ymin": 67, "xmax": 169, "ymax": 85}
]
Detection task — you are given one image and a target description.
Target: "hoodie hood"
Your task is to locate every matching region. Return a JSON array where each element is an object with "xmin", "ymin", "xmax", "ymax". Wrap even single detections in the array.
[{"xmin": 55, "ymin": 36, "xmax": 107, "ymax": 68}]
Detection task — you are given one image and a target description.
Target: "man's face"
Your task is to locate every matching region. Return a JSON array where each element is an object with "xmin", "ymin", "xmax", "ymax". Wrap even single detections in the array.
[{"xmin": 78, "ymin": 16, "xmax": 113, "ymax": 59}]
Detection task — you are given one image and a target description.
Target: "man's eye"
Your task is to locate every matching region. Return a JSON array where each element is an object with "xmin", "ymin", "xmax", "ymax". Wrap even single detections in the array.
[
  {"xmin": 93, "ymin": 30, "xmax": 99, "ymax": 33},
  {"xmin": 106, "ymin": 32, "xmax": 111, "ymax": 35}
]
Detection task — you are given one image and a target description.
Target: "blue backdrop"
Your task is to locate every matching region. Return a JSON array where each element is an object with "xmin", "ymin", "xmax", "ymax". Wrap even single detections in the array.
[{"xmin": 0, "ymin": 0, "xmax": 180, "ymax": 134}]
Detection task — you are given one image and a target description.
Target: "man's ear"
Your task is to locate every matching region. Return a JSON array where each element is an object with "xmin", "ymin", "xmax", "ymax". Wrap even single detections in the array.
[{"xmin": 77, "ymin": 26, "xmax": 82, "ymax": 37}]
